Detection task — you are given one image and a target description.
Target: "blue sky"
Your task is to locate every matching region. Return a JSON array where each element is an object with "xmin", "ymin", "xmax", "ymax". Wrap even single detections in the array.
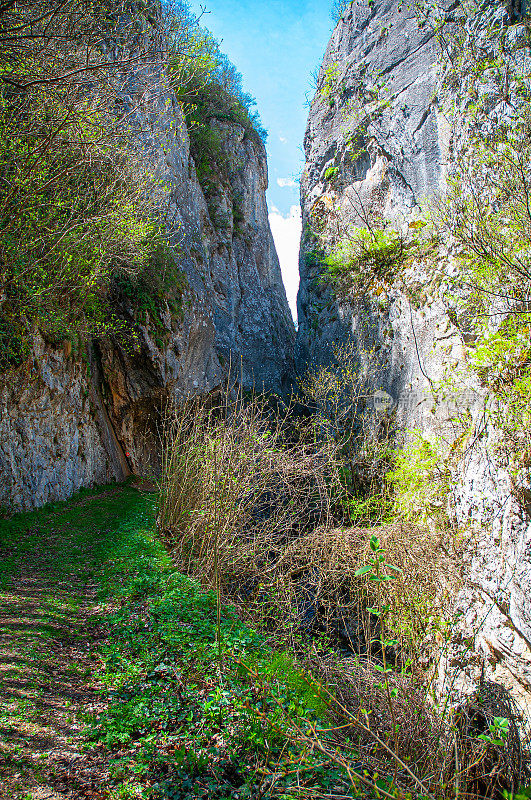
[{"xmin": 189, "ymin": 0, "xmax": 334, "ymax": 318}]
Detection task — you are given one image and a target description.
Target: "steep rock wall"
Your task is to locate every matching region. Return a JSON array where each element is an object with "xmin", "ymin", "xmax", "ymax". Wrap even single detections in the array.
[
  {"xmin": 297, "ymin": 0, "xmax": 452, "ymax": 425},
  {"xmin": 0, "ymin": 66, "xmax": 294, "ymax": 512},
  {"xmin": 297, "ymin": 0, "xmax": 531, "ymax": 709}
]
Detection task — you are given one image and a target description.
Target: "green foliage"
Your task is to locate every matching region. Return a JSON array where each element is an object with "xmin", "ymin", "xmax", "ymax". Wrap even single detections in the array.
[
  {"xmin": 323, "ymin": 227, "xmax": 406, "ymax": 294},
  {"xmin": 113, "ymin": 244, "xmax": 188, "ymax": 347},
  {"xmin": 168, "ymin": 3, "xmax": 266, "ymax": 209},
  {"xmin": 189, "ymin": 117, "xmax": 230, "ymax": 192},
  {"xmin": 324, "ymin": 165, "xmax": 339, "ymax": 182},
  {"xmin": 0, "ymin": 97, "xmax": 160, "ymax": 369},
  {"xmin": 232, "ymin": 195, "xmax": 245, "ymax": 235},
  {"xmin": 304, "ymin": 246, "xmax": 326, "ymax": 271},
  {"xmin": 242, "ymin": 651, "xmax": 331, "ymax": 720},
  {"xmin": 1, "ymin": 487, "xmax": 350, "ymax": 799},
  {"xmin": 477, "ymin": 716, "xmax": 510, "ymax": 748},
  {"xmin": 387, "ymin": 432, "xmax": 451, "ymax": 524},
  {"xmin": 320, "ymin": 62, "xmax": 341, "ymax": 100}
]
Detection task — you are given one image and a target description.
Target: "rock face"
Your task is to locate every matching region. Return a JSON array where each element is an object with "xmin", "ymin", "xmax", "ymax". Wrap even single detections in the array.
[
  {"xmin": 297, "ymin": 0, "xmax": 531, "ymax": 710},
  {"xmin": 0, "ymin": 66, "xmax": 294, "ymax": 512},
  {"xmin": 297, "ymin": 0, "xmax": 452, "ymax": 425}
]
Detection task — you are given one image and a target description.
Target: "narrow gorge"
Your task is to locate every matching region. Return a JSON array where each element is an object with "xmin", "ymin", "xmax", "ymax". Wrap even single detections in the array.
[{"xmin": 2, "ymin": 1, "xmax": 531, "ymax": 798}]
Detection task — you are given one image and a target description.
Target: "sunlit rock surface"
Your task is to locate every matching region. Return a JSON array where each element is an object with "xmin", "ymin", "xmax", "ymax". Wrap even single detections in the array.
[
  {"xmin": 0, "ymin": 67, "xmax": 294, "ymax": 512},
  {"xmin": 297, "ymin": 0, "xmax": 531, "ymax": 711}
]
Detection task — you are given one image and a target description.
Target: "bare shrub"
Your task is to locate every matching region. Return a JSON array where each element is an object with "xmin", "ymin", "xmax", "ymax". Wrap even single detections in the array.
[
  {"xmin": 254, "ymin": 657, "xmax": 530, "ymax": 800},
  {"xmin": 158, "ymin": 389, "xmax": 459, "ymax": 661},
  {"xmin": 158, "ymin": 391, "xmax": 342, "ymax": 599},
  {"xmin": 298, "ymin": 340, "xmax": 395, "ymax": 524},
  {"xmin": 304, "ymin": 653, "xmax": 447, "ymax": 785},
  {"xmin": 157, "ymin": 389, "xmax": 530, "ymax": 799},
  {"xmin": 454, "ymin": 681, "xmax": 530, "ymax": 798},
  {"xmin": 270, "ymin": 522, "xmax": 460, "ymax": 662}
]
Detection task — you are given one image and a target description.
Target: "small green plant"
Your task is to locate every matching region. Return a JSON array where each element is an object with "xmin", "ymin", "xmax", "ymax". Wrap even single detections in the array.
[
  {"xmin": 323, "ymin": 227, "xmax": 406, "ymax": 296},
  {"xmin": 232, "ymin": 195, "xmax": 245, "ymax": 234},
  {"xmin": 355, "ymin": 534, "xmax": 403, "ymax": 764},
  {"xmin": 113, "ymin": 244, "xmax": 188, "ymax": 344},
  {"xmin": 320, "ymin": 62, "xmax": 341, "ymax": 99},
  {"xmin": 478, "ymin": 716, "xmax": 510, "ymax": 747},
  {"xmin": 387, "ymin": 431, "xmax": 451, "ymax": 524},
  {"xmin": 324, "ymin": 165, "xmax": 339, "ymax": 181},
  {"xmin": 188, "ymin": 124, "xmax": 229, "ymax": 191}
]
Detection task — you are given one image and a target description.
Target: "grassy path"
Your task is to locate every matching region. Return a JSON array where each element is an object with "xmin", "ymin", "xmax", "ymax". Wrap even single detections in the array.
[
  {"xmin": 0, "ymin": 487, "xmax": 157, "ymax": 800},
  {"xmin": 0, "ymin": 485, "xmax": 353, "ymax": 800}
]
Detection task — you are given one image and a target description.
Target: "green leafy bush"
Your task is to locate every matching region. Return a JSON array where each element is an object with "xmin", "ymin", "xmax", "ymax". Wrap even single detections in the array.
[
  {"xmin": 320, "ymin": 62, "xmax": 341, "ymax": 99},
  {"xmin": 324, "ymin": 226, "xmax": 406, "ymax": 293},
  {"xmin": 0, "ymin": 3, "xmax": 165, "ymax": 370},
  {"xmin": 324, "ymin": 165, "xmax": 339, "ymax": 181},
  {"xmin": 168, "ymin": 5, "xmax": 266, "ymax": 204},
  {"xmin": 112, "ymin": 244, "xmax": 188, "ymax": 347},
  {"xmin": 0, "ymin": 100, "xmax": 159, "ymax": 367},
  {"xmin": 387, "ymin": 432, "xmax": 451, "ymax": 524}
]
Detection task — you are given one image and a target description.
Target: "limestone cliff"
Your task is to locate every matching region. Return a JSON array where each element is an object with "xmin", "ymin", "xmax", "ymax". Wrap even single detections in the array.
[
  {"xmin": 0, "ymin": 64, "xmax": 294, "ymax": 512},
  {"xmin": 297, "ymin": 0, "xmax": 531, "ymax": 709}
]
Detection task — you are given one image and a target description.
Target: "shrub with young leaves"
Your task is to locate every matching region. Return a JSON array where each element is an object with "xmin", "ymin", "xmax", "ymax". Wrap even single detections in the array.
[
  {"xmin": 387, "ymin": 431, "xmax": 451, "ymax": 525},
  {"xmin": 323, "ymin": 227, "xmax": 407, "ymax": 295},
  {"xmin": 0, "ymin": 1, "xmax": 169, "ymax": 369},
  {"xmin": 0, "ymin": 98, "xmax": 159, "ymax": 365}
]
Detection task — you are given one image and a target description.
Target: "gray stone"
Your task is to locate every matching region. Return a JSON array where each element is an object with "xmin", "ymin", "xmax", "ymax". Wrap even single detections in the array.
[
  {"xmin": 296, "ymin": 0, "xmax": 531, "ymax": 712},
  {"xmin": 0, "ymin": 25, "xmax": 294, "ymax": 512}
]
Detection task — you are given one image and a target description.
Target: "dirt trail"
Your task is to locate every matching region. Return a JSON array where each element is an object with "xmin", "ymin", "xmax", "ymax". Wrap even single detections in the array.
[
  {"xmin": 0, "ymin": 574, "xmax": 110, "ymax": 799},
  {"xmin": 0, "ymin": 505, "xmax": 115, "ymax": 800}
]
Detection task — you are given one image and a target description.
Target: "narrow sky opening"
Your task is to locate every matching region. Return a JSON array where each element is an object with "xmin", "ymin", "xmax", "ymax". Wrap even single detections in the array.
[{"xmin": 188, "ymin": 0, "xmax": 333, "ymax": 321}]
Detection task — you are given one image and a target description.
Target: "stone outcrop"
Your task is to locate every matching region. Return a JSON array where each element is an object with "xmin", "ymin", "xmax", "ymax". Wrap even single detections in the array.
[
  {"xmin": 297, "ymin": 0, "xmax": 531, "ymax": 711},
  {"xmin": 297, "ymin": 0, "xmax": 454, "ymax": 422},
  {"xmin": 0, "ymin": 60, "xmax": 294, "ymax": 512}
]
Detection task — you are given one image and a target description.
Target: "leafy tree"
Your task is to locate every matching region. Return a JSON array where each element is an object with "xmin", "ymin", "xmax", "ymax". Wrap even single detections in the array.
[
  {"xmin": 168, "ymin": 2, "xmax": 267, "ymax": 145},
  {"xmin": 0, "ymin": 1, "xmax": 169, "ymax": 367}
]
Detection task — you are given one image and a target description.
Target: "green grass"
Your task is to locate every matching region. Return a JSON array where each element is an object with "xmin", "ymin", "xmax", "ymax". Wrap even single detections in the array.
[{"xmin": 0, "ymin": 485, "xmax": 357, "ymax": 800}]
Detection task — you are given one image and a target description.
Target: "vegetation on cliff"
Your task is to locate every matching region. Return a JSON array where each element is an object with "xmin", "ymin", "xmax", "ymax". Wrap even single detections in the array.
[
  {"xmin": 294, "ymin": 6, "xmax": 531, "ymax": 787},
  {"xmin": 0, "ymin": 1, "xmax": 164, "ymax": 370},
  {"xmin": 0, "ymin": 0, "xmax": 266, "ymax": 371},
  {"xmin": 2, "ymin": 470, "xmax": 527, "ymax": 799},
  {"xmin": 301, "ymin": 0, "xmax": 531, "ymax": 525},
  {"xmin": 167, "ymin": 3, "xmax": 266, "ymax": 228}
]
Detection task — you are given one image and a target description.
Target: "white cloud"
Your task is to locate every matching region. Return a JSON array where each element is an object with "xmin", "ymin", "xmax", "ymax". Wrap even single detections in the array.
[
  {"xmin": 269, "ymin": 205, "xmax": 302, "ymax": 322},
  {"xmin": 279, "ymin": 135, "xmax": 288, "ymax": 144},
  {"xmin": 276, "ymin": 177, "xmax": 298, "ymax": 188}
]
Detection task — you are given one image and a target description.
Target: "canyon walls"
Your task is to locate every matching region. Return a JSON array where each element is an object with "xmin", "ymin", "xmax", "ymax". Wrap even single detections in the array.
[
  {"xmin": 0, "ymin": 53, "xmax": 294, "ymax": 512},
  {"xmin": 297, "ymin": 0, "xmax": 531, "ymax": 709}
]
